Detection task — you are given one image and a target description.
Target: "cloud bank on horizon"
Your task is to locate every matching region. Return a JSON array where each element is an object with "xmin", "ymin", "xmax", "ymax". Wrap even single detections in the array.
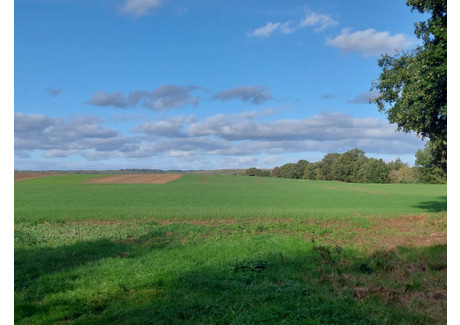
[
  {"xmin": 15, "ymin": 110, "xmax": 424, "ymax": 170},
  {"xmin": 14, "ymin": 0, "xmax": 425, "ymax": 170}
]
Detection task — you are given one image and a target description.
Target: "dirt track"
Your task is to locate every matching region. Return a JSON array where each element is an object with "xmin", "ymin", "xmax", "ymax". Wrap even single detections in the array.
[{"xmin": 85, "ymin": 174, "xmax": 183, "ymax": 184}]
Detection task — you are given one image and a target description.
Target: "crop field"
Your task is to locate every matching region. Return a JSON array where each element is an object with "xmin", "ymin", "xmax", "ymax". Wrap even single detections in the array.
[{"xmin": 14, "ymin": 174, "xmax": 447, "ymax": 324}]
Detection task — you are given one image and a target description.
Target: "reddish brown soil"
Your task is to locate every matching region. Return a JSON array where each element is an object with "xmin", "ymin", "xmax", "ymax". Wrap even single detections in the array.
[
  {"xmin": 14, "ymin": 173, "xmax": 60, "ymax": 181},
  {"xmin": 84, "ymin": 174, "xmax": 183, "ymax": 184}
]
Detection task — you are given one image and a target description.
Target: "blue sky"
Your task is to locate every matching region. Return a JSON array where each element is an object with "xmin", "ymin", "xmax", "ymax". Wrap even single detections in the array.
[{"xmin": 14, "ymin": 0, "xmax": 430, "ymax": 170}]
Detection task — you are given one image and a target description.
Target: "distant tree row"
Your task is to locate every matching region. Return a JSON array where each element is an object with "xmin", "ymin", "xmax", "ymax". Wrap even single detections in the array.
[
  {"xmin": 244, "ymin": 167, "xmax": 271, "ymax": 177},
  {"xmin": 246, "ymin": 147, "xmax": 446, "ymax": 184}
]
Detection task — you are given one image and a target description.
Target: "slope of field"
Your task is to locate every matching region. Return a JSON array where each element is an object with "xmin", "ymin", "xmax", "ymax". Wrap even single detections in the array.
[{"xmin": 14, "ymin": 174, "xmax": 447, "ymax": 324}]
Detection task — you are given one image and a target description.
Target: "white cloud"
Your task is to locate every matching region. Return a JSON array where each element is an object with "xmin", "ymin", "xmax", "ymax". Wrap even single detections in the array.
[
  {"xmin": 248, "ymin": 10, "xmax": 337, "ymax": 39},
  {"xmin": 279, "ymin": 21, "xmax": 297, "ymax": 34},
  {"xmin": 119, "ymin": 0, "xmax": 162, "ymax": 16},
  {"xmin": 15, "ymin": 111, "xmax": 425, "ymax": 169},
  {"xmin": 132, "ymin": 115, "xmax": 196, "ymax": 138},
  {"xmin": 186, "ymin": 111, "xmax": 422, "ymax": 147},
  {"xmin": 248, "ymin": 22, "xmax": 282, "ymax": 38},
  {"xmin": 14, "ymin": 113, "xmax": 133, "ymax": 157},
  {"xmin": 326, "ymin": 28, "xmax": 415, "ymax": 57},
  {"xmin": 299, "ymin": 12, "xmax": 338, "ymax": 32}
]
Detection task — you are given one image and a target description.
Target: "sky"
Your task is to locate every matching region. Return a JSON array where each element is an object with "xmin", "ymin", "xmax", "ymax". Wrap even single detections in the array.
[{"xmin": 13, "ymin": 0, "xmax": 432, "ymax": 171}]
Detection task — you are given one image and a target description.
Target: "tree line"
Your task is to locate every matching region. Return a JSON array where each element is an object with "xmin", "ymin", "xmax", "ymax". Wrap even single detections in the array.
[{"xmin": 245, "ymin": 147, "xmax": 446, "ymax": 184}]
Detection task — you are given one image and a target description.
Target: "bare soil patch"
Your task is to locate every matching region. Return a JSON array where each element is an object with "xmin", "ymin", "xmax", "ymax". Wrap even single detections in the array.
[
  {"xmin": 85, "ymin": 174, "xmax": 183, "ymax": 184},
  {"xmin": 14, "ymin": 173, "xmax": 60, "ymax": 181}
]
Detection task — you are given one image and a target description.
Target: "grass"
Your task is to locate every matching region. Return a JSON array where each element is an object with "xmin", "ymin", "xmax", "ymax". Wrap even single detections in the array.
[{"xmin": 14, "ymin": 174, "xmax": 447, "ymax": 324}]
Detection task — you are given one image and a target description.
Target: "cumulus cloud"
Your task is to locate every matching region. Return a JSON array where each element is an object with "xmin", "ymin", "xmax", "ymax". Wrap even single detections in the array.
[
  {"xmin": 119, "ymin": 0, "xmax": 162, "ymax": 16},
  {"xmin": 86, "ymin": 90, "xmax": 130, "ymax": 108},
  {"xmin": 14, "ymin": 113, "xmax": 134, "ymax": 158},
  {"xmin": 15, "ymin": 110, "xmax": 425, "ymax": 169},
  {"xmin": 86, "ymin": 85, "xmax": 201, "ymax": 110},
  {"xmin": 14, "ymin": 113, "xmax": 55, "ymax": 134},
  {"xmin": 326, "ymin": 28, "xmax": 415, "ymax": 57},
  {"xmin": 299, "ymin": 12, "xmax": 338, "ymax": 32},
  {"xmin": 131, "ymin": 115, "xmax": 197, "ymax": 138},
  {"xmin": 187, "ymin": 112, "xmax": 402, "ymax": 142},
  {"xmin": 145, "ymin": 85, "xmax": 201, "ymax": 110},
  {"xmin": 212, "ymin": 86, "xmax": 273, "ymax": 104},
  {"xmin": 120, "ymin": 137, "xmax": 230, "ymax": 159},
  {"xmin": 248, "ymin": 10, "xmax": 337, "ymax": 39}
]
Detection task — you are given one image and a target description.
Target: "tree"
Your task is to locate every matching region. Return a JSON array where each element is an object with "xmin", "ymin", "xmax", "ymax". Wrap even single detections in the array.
[
  {"xmin": 356, "ymin": 158, "xmax": 390, "ymax": 183},
  {"xmin": 415, "ymin": 144, "xmax": 446, "ymax": 183},
  {"xmin": 331, "ymin": 148, "xmax": 367, "ymax": 182},
  {"xmin": 271, "ymin": 166, "xmax": 282, "ymax": 178},
  {"xmin": 372, "ymin": 0, "xmax": 447, "ymax": 171},
  {"xmin": 317, "ymin": 153, "xmax": 340, "ymax": 180},
  {"xmin": 245, "ymin": 167, "xmax": 270, "ymax": 177},
  {"xmin": 245, "ymin": 167, "xmax": 259, "ymax": 176},
  {"xmin": 399, "ymin": 165, "xmax": 416, "ymax": 183},
  {"xmin": 387, "ymin": 158, "xmax": 406, "ymax": 172},
  {"xmin": 303, "ymin": 162, "xmax": 318, "ymax": 180},
  {"xmin": 279, "ymin": 162, "xmax": 303, "ymax": 179}
]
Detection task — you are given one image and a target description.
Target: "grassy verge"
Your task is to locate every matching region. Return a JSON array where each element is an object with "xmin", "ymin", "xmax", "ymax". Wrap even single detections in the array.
[{"xmin": 15, "ymin": 215, "xmax": 446, "ymax": 324}]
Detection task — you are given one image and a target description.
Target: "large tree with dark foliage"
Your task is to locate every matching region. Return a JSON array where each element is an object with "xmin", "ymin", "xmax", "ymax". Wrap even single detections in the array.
[{"xmin": 372, "ymin": 0, "xmax": 447, "ymax": 171}]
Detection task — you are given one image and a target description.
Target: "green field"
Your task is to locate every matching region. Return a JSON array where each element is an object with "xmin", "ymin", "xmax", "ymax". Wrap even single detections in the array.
[{"xmin": 15, "ymin": 174, "xmax": 447, "ymax": 324}]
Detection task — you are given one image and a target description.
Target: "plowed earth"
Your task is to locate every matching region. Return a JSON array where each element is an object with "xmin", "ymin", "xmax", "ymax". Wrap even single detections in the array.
[
  {"xmin": 14, "ymin": 173, "xmax": 59, "ymax": 181},
  {"xmin": 84, "ymin": 174, "xmax": 184, "ymax": 184}
]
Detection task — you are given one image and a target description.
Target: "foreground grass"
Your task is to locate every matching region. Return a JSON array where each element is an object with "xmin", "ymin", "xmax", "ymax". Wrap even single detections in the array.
[{"xmin": 14, "ymin": 175, "xmax": 447, "ymax": 324}]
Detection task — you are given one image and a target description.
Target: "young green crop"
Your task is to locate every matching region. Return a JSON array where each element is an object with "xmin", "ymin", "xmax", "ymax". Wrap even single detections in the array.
[{"xmin": 14, "ymin": 174, "xmax": 446, "ymax": 223}]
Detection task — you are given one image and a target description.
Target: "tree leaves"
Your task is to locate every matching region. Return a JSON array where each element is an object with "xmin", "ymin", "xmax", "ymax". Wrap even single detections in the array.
[{"xmin": 371, "ymin": 0, "xmax": 446, "ymax": 170}]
